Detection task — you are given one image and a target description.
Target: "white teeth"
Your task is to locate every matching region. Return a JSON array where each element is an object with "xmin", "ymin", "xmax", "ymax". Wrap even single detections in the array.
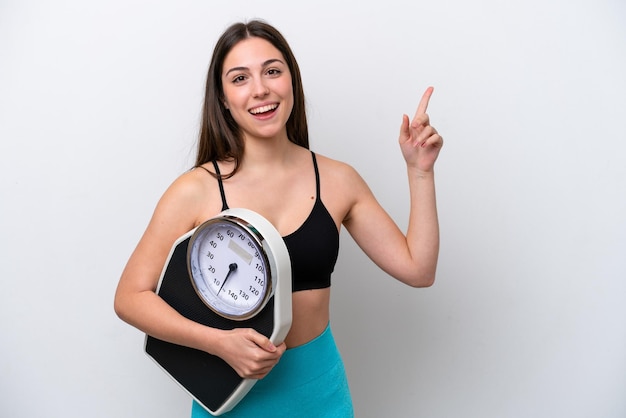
[{"xmin": 250, "ymin": 104, "xmax": 278, "ymax": 114}]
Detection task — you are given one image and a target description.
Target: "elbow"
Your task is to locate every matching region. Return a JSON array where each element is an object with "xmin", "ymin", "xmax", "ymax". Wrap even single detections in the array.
[
  {"xmin": 113, "ymin": 285, "xmax": 157, "ymax": 327},
  {"xmin": 407, "ymin": 274, "xmax": 436, "ymax": 288},
  {"xmin": 113, "ymin": 295, "xmax": 126, "ymax": 321},
  {"xmin": 113, "ymin": 288, "xmax": 132, "ymax": 324},
  {"xmin": 403, "ymin": 267, "xmax": 437, "ymax": 288}
]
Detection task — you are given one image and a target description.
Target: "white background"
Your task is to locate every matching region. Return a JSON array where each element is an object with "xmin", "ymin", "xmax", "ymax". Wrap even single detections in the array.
[{"xmin": 1, "ymin": 1, "xmax": 625, "ymax": 417}]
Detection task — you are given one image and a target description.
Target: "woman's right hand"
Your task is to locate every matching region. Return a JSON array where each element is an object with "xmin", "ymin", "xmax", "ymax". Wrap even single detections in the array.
[{"xmin": 213, "ymin": 328, "xmax": 287, "ymax": 379}]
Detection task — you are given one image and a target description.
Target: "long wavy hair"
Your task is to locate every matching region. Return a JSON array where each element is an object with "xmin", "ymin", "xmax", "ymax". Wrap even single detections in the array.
[{"xmin": 195, "ymin": 20, "xmax": 309, "ymax": 178}]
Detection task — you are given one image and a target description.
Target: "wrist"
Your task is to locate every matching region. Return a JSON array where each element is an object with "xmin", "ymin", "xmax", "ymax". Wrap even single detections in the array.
[
  {"xmin": 190, "ymin": 323, "xmax": 223, "ymax": 356},
  {"xmin": 407, "ymin": 166, "xmax": 435, "ymax": 179}
]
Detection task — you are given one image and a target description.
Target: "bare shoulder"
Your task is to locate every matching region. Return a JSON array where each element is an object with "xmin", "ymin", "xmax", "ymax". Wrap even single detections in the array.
[
  {"xmin": 313, "ymin": 152, "xmax": 374, "ymax": 224},
  {"xmin": 314, "ymin": 152, "xmax": 360, "ymax": 179},
  {"xmin": 153, "ymin": 166, "xmax": 224, "ymax": 230},
  {"xmin": 159, "ymin": 169, "xmax": 204, "ymax": 207},
  {"xmin": 165, "ymin": 167, "xmax": 210, "ymax": 199},
  {"xmin": 314, "ymin": 152, "xmax": 370, "ymax": 192}
]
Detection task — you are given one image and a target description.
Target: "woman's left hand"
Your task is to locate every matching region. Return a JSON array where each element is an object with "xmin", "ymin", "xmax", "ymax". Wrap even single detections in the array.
[{"xmin": 398, "ymin": 86, "xmax": 443, "ymax": 173}]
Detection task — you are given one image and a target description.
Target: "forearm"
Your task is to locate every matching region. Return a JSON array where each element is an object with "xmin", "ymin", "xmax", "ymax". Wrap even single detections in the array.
[
  {"xmin": 114, "ymin": 288, "xmax": 223, "ymax": 355},
  {"xmin": 405, "ymin": 167, "xmax": 440, "ymax": 286},
  {"xmin": 392, "ymin": 85, "xmax": 443, "ymax": 285}
]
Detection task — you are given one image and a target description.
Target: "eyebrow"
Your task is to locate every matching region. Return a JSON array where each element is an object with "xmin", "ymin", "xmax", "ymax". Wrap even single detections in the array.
[{"xmin": 224, "ymin": 58, "xmax": 286, "ymax": 77}]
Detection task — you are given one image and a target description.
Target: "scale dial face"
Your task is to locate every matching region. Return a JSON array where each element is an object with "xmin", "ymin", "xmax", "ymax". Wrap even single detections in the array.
[{"xmin": 188, "ymin": 216, "xmax": 272, "ymax": 320}]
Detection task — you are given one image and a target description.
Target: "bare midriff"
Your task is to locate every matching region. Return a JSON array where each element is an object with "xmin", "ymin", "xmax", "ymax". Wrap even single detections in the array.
[{"xmin": 283, "ymin": 287, "xmax": 331, "ymax": 348}]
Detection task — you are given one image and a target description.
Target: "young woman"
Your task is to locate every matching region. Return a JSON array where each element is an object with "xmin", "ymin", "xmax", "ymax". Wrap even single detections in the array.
[{"xmin": 114, "ymin": 19, "xmax": 443, "ymax": 417}]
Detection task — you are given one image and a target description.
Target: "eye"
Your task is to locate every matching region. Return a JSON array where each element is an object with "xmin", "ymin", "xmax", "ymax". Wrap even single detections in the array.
[
  {"xmin": 266, "ymin": 68, "xmax": 282, "ymax": 77},
  {"xmin": 232, "ymin": 74, "xmax": 247, "ymax": 84}
]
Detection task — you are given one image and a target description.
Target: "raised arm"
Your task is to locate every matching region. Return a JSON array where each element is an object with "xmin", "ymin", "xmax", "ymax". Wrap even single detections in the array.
[{"xmin": 343, "ymin": 87, "xmax": 443, "ymax": 287}]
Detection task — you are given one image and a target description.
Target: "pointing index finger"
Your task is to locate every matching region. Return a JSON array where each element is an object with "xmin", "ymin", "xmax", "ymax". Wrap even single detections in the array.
[{"xmin": 416, "ymin": 86, "xmax": 434, "ymax": 115}]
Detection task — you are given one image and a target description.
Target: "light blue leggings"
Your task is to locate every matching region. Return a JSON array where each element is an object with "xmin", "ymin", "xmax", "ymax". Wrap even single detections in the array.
[{"xmin": 191, "ymin": 323, "xmax": 353, "ymax": 417}]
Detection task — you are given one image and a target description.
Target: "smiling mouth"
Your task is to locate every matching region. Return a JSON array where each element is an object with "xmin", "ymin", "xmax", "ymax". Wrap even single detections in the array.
[{"xmin": 249, "ymin": 104, "xmax": 278, "ymax": 115}]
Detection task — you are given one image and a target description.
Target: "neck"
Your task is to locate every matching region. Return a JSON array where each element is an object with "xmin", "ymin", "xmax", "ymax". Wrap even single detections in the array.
[{"xmin": 241, "ymin": 132, "xmax": 297, "ymax": 169}]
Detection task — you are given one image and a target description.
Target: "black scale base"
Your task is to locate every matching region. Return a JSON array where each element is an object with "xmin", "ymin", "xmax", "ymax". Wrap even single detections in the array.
[{"xmin": 145, "ymin": 236, "xmax": 275, "ymax": 413}]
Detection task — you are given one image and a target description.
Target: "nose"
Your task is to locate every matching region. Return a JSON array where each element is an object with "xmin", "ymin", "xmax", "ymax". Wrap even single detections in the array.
[{"xmin": 252, "ymin": 77, "xmax": 269, "ymax": 98}]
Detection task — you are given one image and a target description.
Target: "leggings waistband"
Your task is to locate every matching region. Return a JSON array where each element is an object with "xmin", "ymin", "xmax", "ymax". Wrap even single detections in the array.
[{"xmin": 258, "ymin": 322, "xmax": 339, "ymax": 389}]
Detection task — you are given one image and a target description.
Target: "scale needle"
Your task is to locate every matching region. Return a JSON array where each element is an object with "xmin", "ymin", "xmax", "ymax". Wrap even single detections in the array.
[{"xmin": 218, "ymin": 263, "xmax": 237, "ymax": 294}]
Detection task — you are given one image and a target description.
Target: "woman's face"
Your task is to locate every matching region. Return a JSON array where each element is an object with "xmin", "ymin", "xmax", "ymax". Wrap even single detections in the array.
[{"xmin": 221, "ymin": 37, "xmax": 294, "ymax": 143}]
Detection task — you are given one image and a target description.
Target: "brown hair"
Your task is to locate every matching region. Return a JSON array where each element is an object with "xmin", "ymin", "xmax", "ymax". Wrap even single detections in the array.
[{"xmin": 195, "ymin": 20, "xmax": 309, "ymax": 177}]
